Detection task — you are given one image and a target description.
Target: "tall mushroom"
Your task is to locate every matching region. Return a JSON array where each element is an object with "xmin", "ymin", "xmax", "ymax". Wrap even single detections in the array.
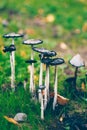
[
  {"xmin": 32, "ymin": 47, "xmax": 56, "ymax": 106},
  {"xmin": 40, "ymin": 56, "xmax": 54, "ymax": 109},
  {"xmin": 23, "ymin": 39, "xmax": 43, "ymax": 93},
  {"xmin": 38, "ymin": 85, "xmax": 45, "ymax": 120},
  {"xmin": 69, "ymin": 54, "xmax": 85, "ymax": 90},
  {"xmin": 25, "ymin": 59, "xmax": 37, "ymax": 93},
  {"xmin": 3, "ymin": 32, "xmax": 23, "ymax": 91},
  {"xmin": 50, "ymin": 58, "xmax": 64, "ymax": 110}
]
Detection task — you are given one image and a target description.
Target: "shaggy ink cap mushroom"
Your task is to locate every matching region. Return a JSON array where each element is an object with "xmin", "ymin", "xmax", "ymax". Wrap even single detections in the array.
[
  {"xmin": 40, "ymin": 57, "xmax": 53, "ymax": 65},
  {"xmin": 23, "ymin": 39, "xmax": 43, "ymax": 46},
  {"xmin": 3, "ymin": 44, "xmax": 16, "ymax": 53},
  {"xmin": 23, "ymin": 39, "xmax": 43, "ymax": 93},
  {"xmin": 50, "ymin": 58, "xmax": 65, "ymax": 66},
  {"xmin": 3, "ymin": 32, "xmax": 23, "ymax": 92},
  {"xmin": 69, "ymin": 54, "xmax": 85, "ymax": 68},
  {"xmin": 25, "ymin": 59, "xmax": 37, "ymax": 64},
  {"xmin": 32, "ymin": 47, "xmax": 57, "ymax": 57},
  {"xmin": 50, "ymin": 58, "xmax": 64, "ymax": 110},
  {"xmin": 3, "ymin": 32, "xmax": 24, "ymax": 38},
  {"xmin": 69, "ymin": 54, "xmax": 85, "ymax": 90},
  {"xmin": 34, "ymin": 49, "xmax": 56, "ymax": 107}
]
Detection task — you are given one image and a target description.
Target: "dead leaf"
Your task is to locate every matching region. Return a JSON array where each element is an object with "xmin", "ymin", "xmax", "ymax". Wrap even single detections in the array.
[
  {"xmin": 50, "ymin": 92, "xmax": 69, "ymax": 105},
  {"xmin": 4, "ymin": 116, "xmax": 20, "ymax": 126},
  {"xmin": 57, "ymin": 94, "xmax": 69, "ymax": 105}
]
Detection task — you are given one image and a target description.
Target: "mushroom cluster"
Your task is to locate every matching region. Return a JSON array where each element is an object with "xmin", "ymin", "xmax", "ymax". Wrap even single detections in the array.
[
  {"xmin": 3, "ymin": 32, "xmax": 85, "ymax": 120},
  {"xmin": 32, "ymin": 47, "xmax": 57, "ymax": 105}
]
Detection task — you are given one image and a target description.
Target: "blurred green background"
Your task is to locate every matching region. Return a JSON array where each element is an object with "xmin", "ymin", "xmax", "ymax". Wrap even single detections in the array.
[
  {"xmin": 0, "ymin": 0, "xmax": 87, "ymax": 55},
  {"xmin": 0, "ymin": 0, "xmax": 87, "ymax": 84}
]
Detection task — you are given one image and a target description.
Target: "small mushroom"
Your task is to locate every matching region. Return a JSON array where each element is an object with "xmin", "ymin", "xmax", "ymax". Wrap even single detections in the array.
[
  {"xmin": 23, "ymin": 39, "xmax": 43, "ymax": 93},
  {"xmin": 69, "ymin": 54, "xmax": 85, "ymax": 90},
  {"xmin": 50, "ymin": 58, "xmax": 64, "ymax": 110},
  {"xmin": 38, "ymin": 85, "xmax": 45, "ymax": 120},
  {"xmin": 25, "ymin": 59, "xmax": 37, "ymax": 93},
  {"xmin": 3, "ymin": 32, "xmax": 24, "ymax": 91},
  {"xmin": 40, "ymin": 56, "xmax": 54, "ymax": 109}
]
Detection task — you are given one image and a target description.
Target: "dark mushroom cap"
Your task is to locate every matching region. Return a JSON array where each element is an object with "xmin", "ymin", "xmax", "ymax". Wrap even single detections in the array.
[
  {"xmin": 23, "ymin": 39, "xmax": 43, "ymax": 46},
  {"xmin": 25, "ymin": 59, "xmax": 37, "ymax": 64},
  {"xmin": 33, "ymin": 47, "xmax": 57, "ymax": 57},
  {"xmin": 3, "ymin": 44, "xmax": 16, "ymax": 53},
  {"xmin": 69, "ymin": 54, "xmax": 85, "ymax": 68},
  {"xmin": 3, "ymin": 32, "xmax": 24, "ymax": 38},
  {"xmin": 38, "ymin": 85, "xmax": 46, "ymax": 90},
  {"xmin": 40, "ymin": 57, "xmax": 53, "ymax": 65},
  {"xmin": 50, "ymin": 58, "xmax": 64, "ymax": 66}
]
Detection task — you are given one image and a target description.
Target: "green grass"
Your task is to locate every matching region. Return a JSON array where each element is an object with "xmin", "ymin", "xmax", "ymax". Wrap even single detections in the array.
[{"xmin": 0, "ymin": 88, "xmax": 45, "ymax": 130}]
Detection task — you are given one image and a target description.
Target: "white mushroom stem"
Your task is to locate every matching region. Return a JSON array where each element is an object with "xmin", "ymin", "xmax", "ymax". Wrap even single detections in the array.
[
  {"xmin": 38, "ymin": 63, "xmax": 43, "ymax": 102},
  {"xmin": 40, "ymin": 91, "xmax": 44, "ymax": 120},
  {"xmin": 53, "ymin": 65, "xmax": 58, "ymax": 110},
  {"xmin": 39, "ymin": 63, "xmax": 43, "ymax": 86},
  {"xmin": 44, "ymin": 65, "xmax": 49, "ymax": 109},
  {"xmin": 30, "ymin": 48, "xmax": 35, "ymax": 93},
  {"xmin": 47, "ymin": 65, "xmax": 50, "ymax": 101},
  {"xmin": 10, "ymin": 38, "xmax": 15, "ymax": 91}
]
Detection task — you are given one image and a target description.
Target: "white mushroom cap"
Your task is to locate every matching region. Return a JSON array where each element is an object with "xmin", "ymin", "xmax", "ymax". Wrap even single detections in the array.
[{"xmin": 70, "ymin": 54, "xmax": 85, "ymax": 67}]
